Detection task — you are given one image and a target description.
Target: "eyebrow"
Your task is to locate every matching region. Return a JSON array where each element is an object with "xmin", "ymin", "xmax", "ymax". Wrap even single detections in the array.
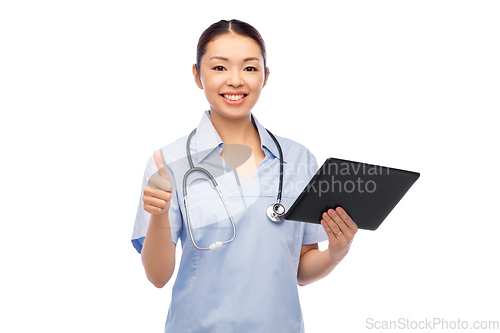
[{"xmin": 208, "ymin": 56, "xmax": 260, "ymax": 62}]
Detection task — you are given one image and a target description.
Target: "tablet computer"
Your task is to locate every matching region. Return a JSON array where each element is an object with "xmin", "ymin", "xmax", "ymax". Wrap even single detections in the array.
[{"xmin": 284, "ymin": 157, "xmax": 420, "ymax": 230}]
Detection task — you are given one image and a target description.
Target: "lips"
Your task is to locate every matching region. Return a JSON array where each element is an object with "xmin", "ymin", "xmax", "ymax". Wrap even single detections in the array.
[{"xmin": 220, "ymin": 92, "xmax": 248, "ymax": 105}]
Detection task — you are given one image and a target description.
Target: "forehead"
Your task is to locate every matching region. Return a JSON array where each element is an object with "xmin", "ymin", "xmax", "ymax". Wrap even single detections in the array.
[{"xmin": 204, "ymin": 34, "xmax": 263, "ymax": 61}]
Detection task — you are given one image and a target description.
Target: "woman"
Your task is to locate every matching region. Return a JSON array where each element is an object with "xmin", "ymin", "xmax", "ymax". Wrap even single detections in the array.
[{"xmin": 132, "ymin": 19, "xmax": 358, "ymax": 332}]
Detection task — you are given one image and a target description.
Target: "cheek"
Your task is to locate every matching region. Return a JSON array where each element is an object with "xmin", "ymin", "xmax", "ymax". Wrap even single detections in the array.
[
  {"xmin": 249, "ymin": 82, "xmax": 265, "ymax": 98},
  {"xmin": 249, "ymin": 75, "xmax": 266, "ymax": 89},
  {"xmin": 202, "ymin": 76, "xmax": 222, "ymax": 94}
]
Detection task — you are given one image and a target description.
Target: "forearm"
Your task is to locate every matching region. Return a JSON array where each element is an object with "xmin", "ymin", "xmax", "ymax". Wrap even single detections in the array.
[
  {"xmin": 141, "ymin": 211, "xmax": 176, "ymax": 288},
  {"xmin": 297, "ymin": 249, "xmax": 341, "ymax": 286}
]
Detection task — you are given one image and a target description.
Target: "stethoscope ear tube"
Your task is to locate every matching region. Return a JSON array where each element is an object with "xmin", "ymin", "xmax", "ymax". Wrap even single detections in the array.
[
  {"xmin": 265, "ymin": 129, "xmax": 284, "ymax": 205},
  {"xmin": 183, "ymin": 126, "xmax": 286, "ymax": 250},
  {"xmin": 265, "ymin": 129, "xmax": 286, "ymax": 223}
]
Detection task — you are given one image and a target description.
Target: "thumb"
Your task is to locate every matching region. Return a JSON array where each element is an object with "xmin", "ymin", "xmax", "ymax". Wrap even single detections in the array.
[
  {"xmin": 149, "ymin": 150, "xmax": 173, "ymax": 192},
  {"xmin": 154, "ymin": 149, "xmax": 171, "ymax": 180},
  {"xmin": 153, "ymin": 150, "xmax": 166, "ymax": 174}
]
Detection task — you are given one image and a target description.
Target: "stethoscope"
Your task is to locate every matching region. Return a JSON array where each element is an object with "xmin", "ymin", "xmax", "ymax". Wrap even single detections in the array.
[{"xmin": 183, "ymin": 127, "xmax": 286, "ymax": 251}]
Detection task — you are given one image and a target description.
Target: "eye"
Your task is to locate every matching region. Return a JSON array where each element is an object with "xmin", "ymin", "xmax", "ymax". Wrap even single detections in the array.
[
  {"xmin": 244, "ymin": 66, "xmax": 258, "ymax": 72},
  {"xmin": 212, "ymin": 66, "xmax": 226, "ymax": 71}
]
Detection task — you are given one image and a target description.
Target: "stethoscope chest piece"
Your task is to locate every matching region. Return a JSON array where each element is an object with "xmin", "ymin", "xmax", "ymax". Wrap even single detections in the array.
[{"xmin": 267, "ymin": 203, "xmax": 286, "ymax": 223}]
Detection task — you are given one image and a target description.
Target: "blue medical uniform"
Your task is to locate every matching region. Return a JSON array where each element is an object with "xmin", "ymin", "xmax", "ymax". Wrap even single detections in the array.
[{"xmin": 132, "ymin": 110, "xmax": 328, "ymax": 332}]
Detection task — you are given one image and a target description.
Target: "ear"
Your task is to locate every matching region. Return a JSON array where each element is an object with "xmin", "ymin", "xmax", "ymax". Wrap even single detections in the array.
[
  {"xmin": 192, "ymin": 64, "xmax": 203, "ymax": 90},
  {"xmin": 262, "ymin": 67, "xmax": 270, "ymax": 88}
]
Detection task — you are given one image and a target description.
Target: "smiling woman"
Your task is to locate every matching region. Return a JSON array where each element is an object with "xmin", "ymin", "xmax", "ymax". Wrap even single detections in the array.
[
  {"xmin": 131, "ymin": 19, "xmax": 357, "ymax": 333},
  {"xmin": 193, "ymin": 32, "xmax": 269, "ymax": 128}
]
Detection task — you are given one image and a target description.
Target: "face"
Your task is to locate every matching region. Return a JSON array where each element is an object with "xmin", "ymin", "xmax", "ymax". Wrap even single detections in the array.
[{"xmin": 193, "ymin": 34, "xmax": 269, "ymax": 121}]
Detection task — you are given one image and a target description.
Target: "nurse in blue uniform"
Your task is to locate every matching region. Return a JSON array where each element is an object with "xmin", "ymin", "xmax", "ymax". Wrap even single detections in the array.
[{"xmin": 132, "ymin": 19, "xmax": 358, "ymax": 333}]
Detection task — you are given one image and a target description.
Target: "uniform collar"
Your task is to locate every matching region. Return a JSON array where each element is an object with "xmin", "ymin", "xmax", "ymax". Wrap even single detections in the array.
[{"xmin": 195, "ymin": 110, "xmax": 285, "ymax": 164}]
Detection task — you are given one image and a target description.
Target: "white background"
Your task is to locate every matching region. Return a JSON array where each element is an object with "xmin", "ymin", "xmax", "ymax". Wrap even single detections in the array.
[{"xmin": 1, "ymin": 1, "xmax": 499, "ymax": 332}]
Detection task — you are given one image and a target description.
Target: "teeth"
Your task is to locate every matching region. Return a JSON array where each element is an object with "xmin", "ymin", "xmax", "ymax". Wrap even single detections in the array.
[{"xmin": 223, "ymin": 94, "xmax": 245, "ymax": 101}]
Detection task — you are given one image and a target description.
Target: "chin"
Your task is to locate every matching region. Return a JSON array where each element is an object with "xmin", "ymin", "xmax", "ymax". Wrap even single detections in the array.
[{"xmin": 211, "ymin": 105, "xmax": 254, "ymax": 119}]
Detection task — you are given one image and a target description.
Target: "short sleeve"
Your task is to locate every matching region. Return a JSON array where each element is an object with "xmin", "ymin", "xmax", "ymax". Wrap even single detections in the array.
[
  {"xmin": 131, "ymin": 153, "xmax": 183, "ymax": 254},
  {"xmin": 302, "ymin": 151, "xmax": 329, "ymax": 245}
]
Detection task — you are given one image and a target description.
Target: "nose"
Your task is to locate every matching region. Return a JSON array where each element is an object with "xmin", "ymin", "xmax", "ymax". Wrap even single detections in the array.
[{"xmin": 227, "ymin": 70, "xmax": 243, "ymax": 87}]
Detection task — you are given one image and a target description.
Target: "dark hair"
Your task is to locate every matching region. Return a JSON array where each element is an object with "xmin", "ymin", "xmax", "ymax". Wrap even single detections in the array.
[{"xmin": 195, "ymin": 19, "xmax": 267, "ymax": 75}]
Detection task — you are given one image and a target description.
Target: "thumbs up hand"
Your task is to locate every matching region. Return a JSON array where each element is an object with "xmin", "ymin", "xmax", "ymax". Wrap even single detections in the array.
[{"xmin": 143, "ymin": 150, "xmax": 173, "ymax": 215}]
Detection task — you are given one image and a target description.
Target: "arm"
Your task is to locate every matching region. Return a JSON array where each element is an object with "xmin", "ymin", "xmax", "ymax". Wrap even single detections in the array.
[
  {"xmin": 297, "ymin": 243, "xmax": 342, "ymax": 286},
  {"xmin": 141, "ymin": 210, "xmax": 176, "ymax": 288},
  {"xmin": 297, "ymin": 206, "xmax": 357, "ymax": 286},
  {"xmin": 140, "ymin": 150, "xmax": 177, "ymax": 288}
]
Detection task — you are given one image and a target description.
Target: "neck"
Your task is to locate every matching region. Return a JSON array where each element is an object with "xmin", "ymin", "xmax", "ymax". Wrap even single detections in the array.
[{"xmin": 210, "ymin": 110, "xmax": 260, "ymax": 145}]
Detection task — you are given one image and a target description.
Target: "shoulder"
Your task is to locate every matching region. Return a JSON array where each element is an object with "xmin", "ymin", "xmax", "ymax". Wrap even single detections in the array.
[
  {"xmin": 273, "ymin": 133, "xmax": 316, "ymax": 163},
  {"xmin": 159, "ymin": 134, "xmax": 190, "ymax": 165},
  {"xmin": 270, "ymin": 132, "xmax": 319, "ymax": 181}
]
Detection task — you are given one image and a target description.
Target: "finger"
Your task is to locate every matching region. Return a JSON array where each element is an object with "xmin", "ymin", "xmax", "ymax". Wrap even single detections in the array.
[
  {"xmin": 321, "ymin": 220, "xmax": 337, "ymax": 241},
  {"xmin": 321, "ymin": 219, "xmax": 345, "ymax": 244},
  {"xmin": 144, "ymin": 203, "xmax": 168, "ymax": 215},
  {"xmin": 153, "ymin": 149, "xmax": 165, "ymax": 170},
  {"xmin": 322, "ymin": 211, "xmax": 342, "ymax": 238},
  {"xmin": 144, "ymin": 186, "xmax": 172, "ymax": 201},
  {"xmin": 153, "ymin": 150, "xmax": 172, "ymax": 181},
  {"xmin": 327, "ymin": 209, "xmax": 350, "ymax": 236},
  {"xmin": 335, "ymin": 207, "xmax": 358, "ymax": 232},
  {"xmin": 143, "ymin": 194, "xmax": 170, "ymax": 208},
  {"xmin": 148, "ymin": 173, "xmax": 173, "ymax": 192}
]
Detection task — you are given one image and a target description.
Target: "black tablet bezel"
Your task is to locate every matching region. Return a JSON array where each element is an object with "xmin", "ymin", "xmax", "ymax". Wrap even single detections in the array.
[{"xmin": 284, "ymin": 157, "xmax": 420, "ymax": 230}]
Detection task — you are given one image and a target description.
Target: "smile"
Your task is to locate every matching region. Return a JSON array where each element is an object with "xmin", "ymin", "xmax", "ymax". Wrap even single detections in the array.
[
  {"xmin": 220, "ymin": 94, "xmax": 248, "ymax": 105},
  {"xmin": 222, "ymin": 94, "xmax": 247, "ymax": 101}
]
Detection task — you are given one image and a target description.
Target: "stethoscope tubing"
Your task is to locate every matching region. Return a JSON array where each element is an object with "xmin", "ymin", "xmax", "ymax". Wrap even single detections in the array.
[{"xmin": 183, "ymin": 126, "xmax": 285, "ymax": 250}]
